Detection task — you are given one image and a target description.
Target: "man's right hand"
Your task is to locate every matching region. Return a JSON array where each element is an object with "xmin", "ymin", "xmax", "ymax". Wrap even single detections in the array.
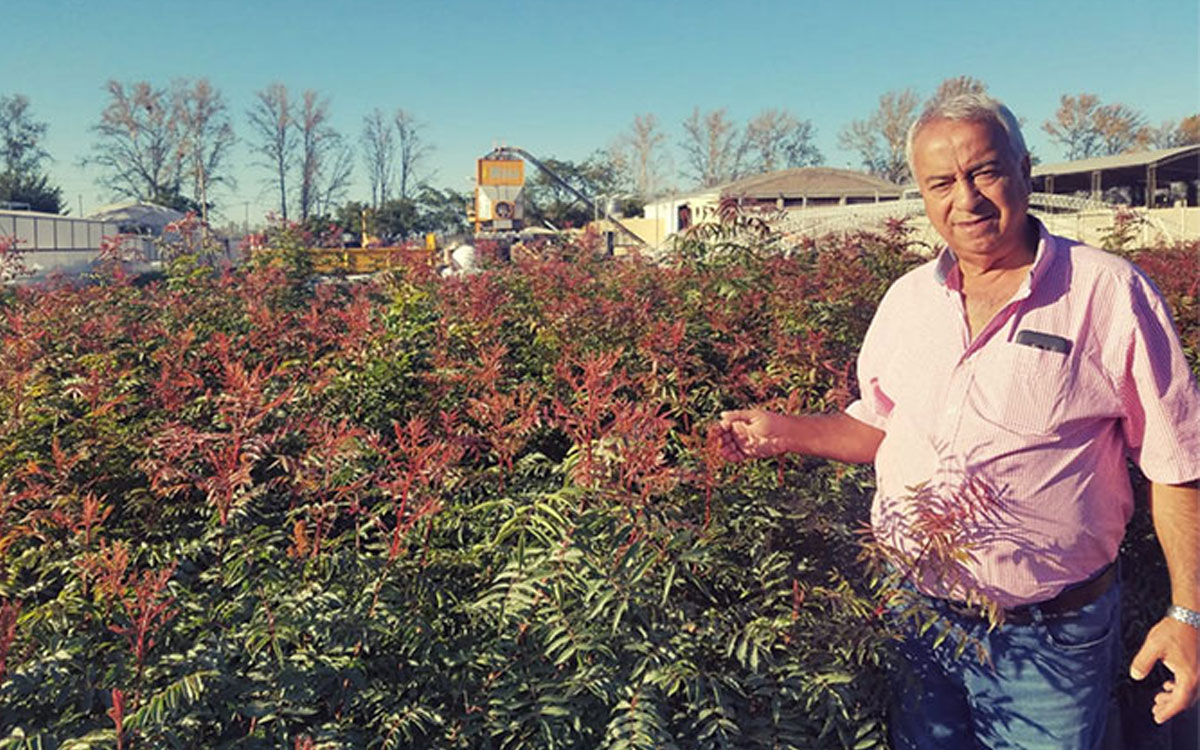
[
  {"xmin": 711, "ymin": 410, "xmax": 885, "ymax": 465},
  {"xmin": 713, "ymin": 409, "xmax": 796, "ymax": 462}
]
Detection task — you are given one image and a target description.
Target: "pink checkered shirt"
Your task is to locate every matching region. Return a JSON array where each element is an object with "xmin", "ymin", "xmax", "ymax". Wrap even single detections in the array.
[{"xmin": 846, "ymin": 221, "xmax": 1200, "ymax": 607}]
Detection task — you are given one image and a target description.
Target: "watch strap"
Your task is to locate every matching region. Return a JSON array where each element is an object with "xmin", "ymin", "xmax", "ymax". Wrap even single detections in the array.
[{"xmin": 1167, "ymin": 605, "xmax": 1200, "ymax": 629}]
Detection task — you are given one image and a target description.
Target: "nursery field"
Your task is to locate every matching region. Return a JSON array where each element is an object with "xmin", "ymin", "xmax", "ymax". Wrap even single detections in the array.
[{"xmin": 0, "ymin": 214, "xmax": 1196, "ymax": 749}]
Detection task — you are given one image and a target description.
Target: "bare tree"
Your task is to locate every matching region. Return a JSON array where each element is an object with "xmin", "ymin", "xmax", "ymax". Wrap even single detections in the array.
[
  {"xmin": 316, "ymin": 138, "xmax": 354, "ymax": 219},
  {"xmin": 929, "ymin": 75, "xmax": 989, "ymax": 106},
  {"xmin": 394, "ymin": 109, "xmax": 431, "ymax": 200},
  {"xmin": 0, "ymin": 94, "xmax": 50, "ymax": 175},
  {"xmin": 297, "ymin": 90, "xmax": 329, "ymax": 221},
  {"xmin": 1042, "ymin": 94, "xmax": 1100, "ymax": 160},
  {"xmin": 680, "ymin": 107, "xmax": 744, "ymax": 188},
  {"xmin": 743, "ymin": 108, "xmax": 822, "ymax": 173},
  {"xmin": 616, "ymin": 113, "xmax": 668, "ymax": 199},
  {"xmin": 174, "ymin": 78, "xmax": 235, "ymax": 226},
  {"xmin": 1176, "ymin": 115, "xmax": 1200, "ymax": 146},
  {"xmin": 838, "ymin": 89, "xmax": 919, "ymax": 184},
  {"xmin": 1147, "ymin": 115, "xmax": 1200, "ymax": 148},
  {"xmin": 924, "ymin": 77, "xmax": 1044, "ymax": 160},
  {"xmin": 292, "ymin": 90, "xmax": 354, "ymax": 221},
  {"xmin": 361, "ymin": 108, "xmax": 395, "ymax": 208},
  {"xmin": 88, "ymin": 80, "xmax": 184, "ymax": 203},
  {"xmin": 1094, "ymin": 103, "xmax": 1149, "ymax": 155},
  {"xmin": 247, "ymin": 83, "xmax": 295, "ymax": 219},
  {"xmin": 1043, "ymin": 94, "xmax": 1149, "ymax": 160}
]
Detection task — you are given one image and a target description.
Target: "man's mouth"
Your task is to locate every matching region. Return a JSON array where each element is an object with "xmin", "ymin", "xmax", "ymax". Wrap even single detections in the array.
[{"xmin": 954, "ymin": 215, "xmax": 996, "ymax": 228}]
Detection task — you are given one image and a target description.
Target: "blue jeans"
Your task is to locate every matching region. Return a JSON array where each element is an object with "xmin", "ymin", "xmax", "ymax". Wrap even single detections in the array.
[{"xmin": 889, "ymin": 580, "xmax": 1121, "ymax": 750}]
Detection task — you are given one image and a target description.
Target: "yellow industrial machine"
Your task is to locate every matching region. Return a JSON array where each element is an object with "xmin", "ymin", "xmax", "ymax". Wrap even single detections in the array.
[
  {"xmin": 470, "ymin": 146, "xmax": 645, "ymax": 253},
  {"xmin": 308, "ymin": 210, "xmax": 442, "ymax": 275},
  {"xmin": 310, "ymin": 246, "xmax": 431, "ymax": 275},
  {"xmin": 474, "ymin": 154, "xmax": 525, "ymax": 235}
]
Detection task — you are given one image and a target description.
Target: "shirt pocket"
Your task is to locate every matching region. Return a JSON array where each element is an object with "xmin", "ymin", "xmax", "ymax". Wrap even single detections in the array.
[{"xmin": 970, "ymin": 343, "xmax": 1072, "ymax": 436}]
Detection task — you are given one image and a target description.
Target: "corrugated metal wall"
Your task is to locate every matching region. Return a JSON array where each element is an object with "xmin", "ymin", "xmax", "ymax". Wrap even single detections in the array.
[
  {"xmin": 0, "ymin": 210, "xmax": 120, "ymax": 251},
  {"xmin": 0, "ymin": 210, "xmax": 131, "ymax": 279}
]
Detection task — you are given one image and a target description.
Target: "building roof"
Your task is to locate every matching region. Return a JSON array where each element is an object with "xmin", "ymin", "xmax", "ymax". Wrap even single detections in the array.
[
  {"xmin": 87, "ymin": 201, "xmax": 185, "ymax": 231},
  {"xmin": 650, "ymin": 185, "xmax": 721, "ymax": 204},
  {"xmin": 720, "ymin": 167, "xmax": 903, "ymax": 199},
  {"xmin": 0, "ymin": 207, "xmax": 77, "ymax": 220},
  {"xmin": 1032, "ymin": 144, "xmax": 1200, "ymax": 177},
  {"xmin": 643, "ymin": 167, "xmax": 904, "ymax": 210}
]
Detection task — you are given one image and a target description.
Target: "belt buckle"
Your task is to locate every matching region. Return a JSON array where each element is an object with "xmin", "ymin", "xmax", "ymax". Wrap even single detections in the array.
[{"xmin": 1000, "ymin": 605, "xmax": 1035, "ymax": 626}]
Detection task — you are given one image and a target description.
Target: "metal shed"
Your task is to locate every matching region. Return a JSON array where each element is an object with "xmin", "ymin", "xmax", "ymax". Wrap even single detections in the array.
[{"xmin": 1032, "ymin": 144, "xmax": 1200, "ymax": 207}]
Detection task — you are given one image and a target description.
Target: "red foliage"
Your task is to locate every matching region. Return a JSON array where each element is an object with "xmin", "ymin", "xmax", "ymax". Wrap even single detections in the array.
[
  {"xmin": 49, "ymin": 492, "xmax": 112, "ymax": 547},
  {"xmin": 96, "ymin": 234, "xmax": 143, "ymax": 282},
  {"xmin": 552, "ymin": 349, "xmax": 629, "ymax": 491},
  {"xmin": 0, "ymin": 308, "xmax": 46, "ymax": 429},
  {"xmin": 108, "ymin": 688, "xmax": 127, "ymax": 750},
  {"xmin": 371, "ymin": 415, "xmax": 465, "ymax": 562},
  {"xmin": 869, "ymin": 476, "xmax": 1007, "ymax": 604},
  {"xmin": 284, "ymin": 417, "xmax": 372, "ymax": 559},
  {"xmin": 108, "ymin": 564, "xmax": 177, "ymax": 674},
  {"xmin": 150, "ymin": 325, "xmax": 205, "ymax": 412},
  {"xmin": 0, "ymin": 234, "xmax": 29, "ymax": 283},
  {"xmin": 142, "ymin": 333, "xmax": 296, "ymax": 525},
  {"xmin": 465, "ymin": 381, "xmax": 540, "ymax": 484},
  {"xmin": 0, "ymin": 598, "xmax": 21, "ymax": 680},
  {"xmin": 77, "ymin": 540, "xmax": 131, "ymax": 609}
]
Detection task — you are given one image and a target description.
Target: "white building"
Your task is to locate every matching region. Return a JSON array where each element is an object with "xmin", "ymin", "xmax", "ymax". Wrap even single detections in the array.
[
  {"xmin": 641, "ymin": 167, "xmax": 904, "ymax": 246},
  {"xmin": 0, "ymin": 208, "xmax": 121, "ymax": 280},
  {"xmin": 0, "ymin": 201, "xmax": 189, "ymax": 281}
]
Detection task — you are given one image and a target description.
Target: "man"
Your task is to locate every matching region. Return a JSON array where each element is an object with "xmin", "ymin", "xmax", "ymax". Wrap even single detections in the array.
[{"xmin": 713, "ymin": 93, "xmax": 1200, "ymax": 749}]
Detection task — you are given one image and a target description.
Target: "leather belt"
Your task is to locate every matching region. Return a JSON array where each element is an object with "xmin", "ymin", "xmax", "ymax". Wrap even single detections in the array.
[
  {"xmin": 1004, "ymin": 562, "xmax": 1117, "ymax": 624},
  {"xmin": 944, "ymin": 563, "xmax": 1117, "ymax": 625}
]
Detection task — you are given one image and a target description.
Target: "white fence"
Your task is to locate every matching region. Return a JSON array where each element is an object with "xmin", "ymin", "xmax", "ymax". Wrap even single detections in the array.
[{"xmin": 769, "ymin": 194, "xmax": 1197, "ymax": 250}]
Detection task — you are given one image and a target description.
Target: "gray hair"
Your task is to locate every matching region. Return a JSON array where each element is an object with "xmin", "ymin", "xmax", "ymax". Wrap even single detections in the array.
[{"xmin": 905, "ymin": 93, "xmax": 1028, "ymax": 178}]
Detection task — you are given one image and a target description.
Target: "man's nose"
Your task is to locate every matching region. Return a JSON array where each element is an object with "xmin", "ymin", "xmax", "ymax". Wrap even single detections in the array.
[{"xmin": 952, "ymin": 177, "xmax": 986, "ymax": 210}]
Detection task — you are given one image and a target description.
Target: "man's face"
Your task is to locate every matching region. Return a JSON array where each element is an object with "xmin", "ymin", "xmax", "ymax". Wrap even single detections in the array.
[{"xmin": 911, "ymin": 117, "xmax": 1032, "ymax": 260}]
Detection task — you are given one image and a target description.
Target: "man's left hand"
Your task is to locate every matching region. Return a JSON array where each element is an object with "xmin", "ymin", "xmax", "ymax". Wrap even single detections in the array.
[{"xmin": 1130, "ymin": 616, "xmax": 1200, "ymax": 724}]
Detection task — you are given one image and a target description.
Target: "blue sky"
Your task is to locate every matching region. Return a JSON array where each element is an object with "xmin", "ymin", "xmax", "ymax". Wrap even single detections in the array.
[{"xmin": 4, "ymin": 0, "xmax": 1198, "ymax": 224}]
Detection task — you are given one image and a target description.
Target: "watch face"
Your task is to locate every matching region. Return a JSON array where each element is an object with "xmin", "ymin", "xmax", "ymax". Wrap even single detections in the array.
[{"xmin": 495, "ymin": 202, "xmax": 513, "ymax": 219}]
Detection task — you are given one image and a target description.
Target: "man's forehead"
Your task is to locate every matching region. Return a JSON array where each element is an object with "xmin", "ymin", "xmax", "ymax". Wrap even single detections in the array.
[{"xmin": 913, "ymin": 119, "xmax": 1012, "ymax": 169}]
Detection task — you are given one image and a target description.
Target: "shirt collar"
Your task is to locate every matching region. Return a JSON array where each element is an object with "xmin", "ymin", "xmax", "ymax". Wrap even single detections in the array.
[{"xmin": 933, "ymin": 217, "xmax": 1057, "ymax": 295}]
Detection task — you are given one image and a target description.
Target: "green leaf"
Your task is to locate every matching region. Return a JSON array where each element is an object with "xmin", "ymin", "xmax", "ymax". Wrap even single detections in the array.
[{"xmin": 125, "ymin": 670, "xmax": 217, "ymax": 730}]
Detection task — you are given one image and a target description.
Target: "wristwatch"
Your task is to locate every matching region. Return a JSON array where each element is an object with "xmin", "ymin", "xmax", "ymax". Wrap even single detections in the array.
[{"xmin": 1167, "ymin": 605, "xmax": 1200, "ymax": 629}]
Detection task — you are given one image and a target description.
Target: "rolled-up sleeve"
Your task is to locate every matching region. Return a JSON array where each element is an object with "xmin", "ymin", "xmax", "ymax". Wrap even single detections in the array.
[
  {"xmin": 1119, "ymin": 274, "xmax": 1200, "ymax": 484},
  {"xmin": 845, "ymin": 290, "xmax": 896, "ymax": 432}
]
